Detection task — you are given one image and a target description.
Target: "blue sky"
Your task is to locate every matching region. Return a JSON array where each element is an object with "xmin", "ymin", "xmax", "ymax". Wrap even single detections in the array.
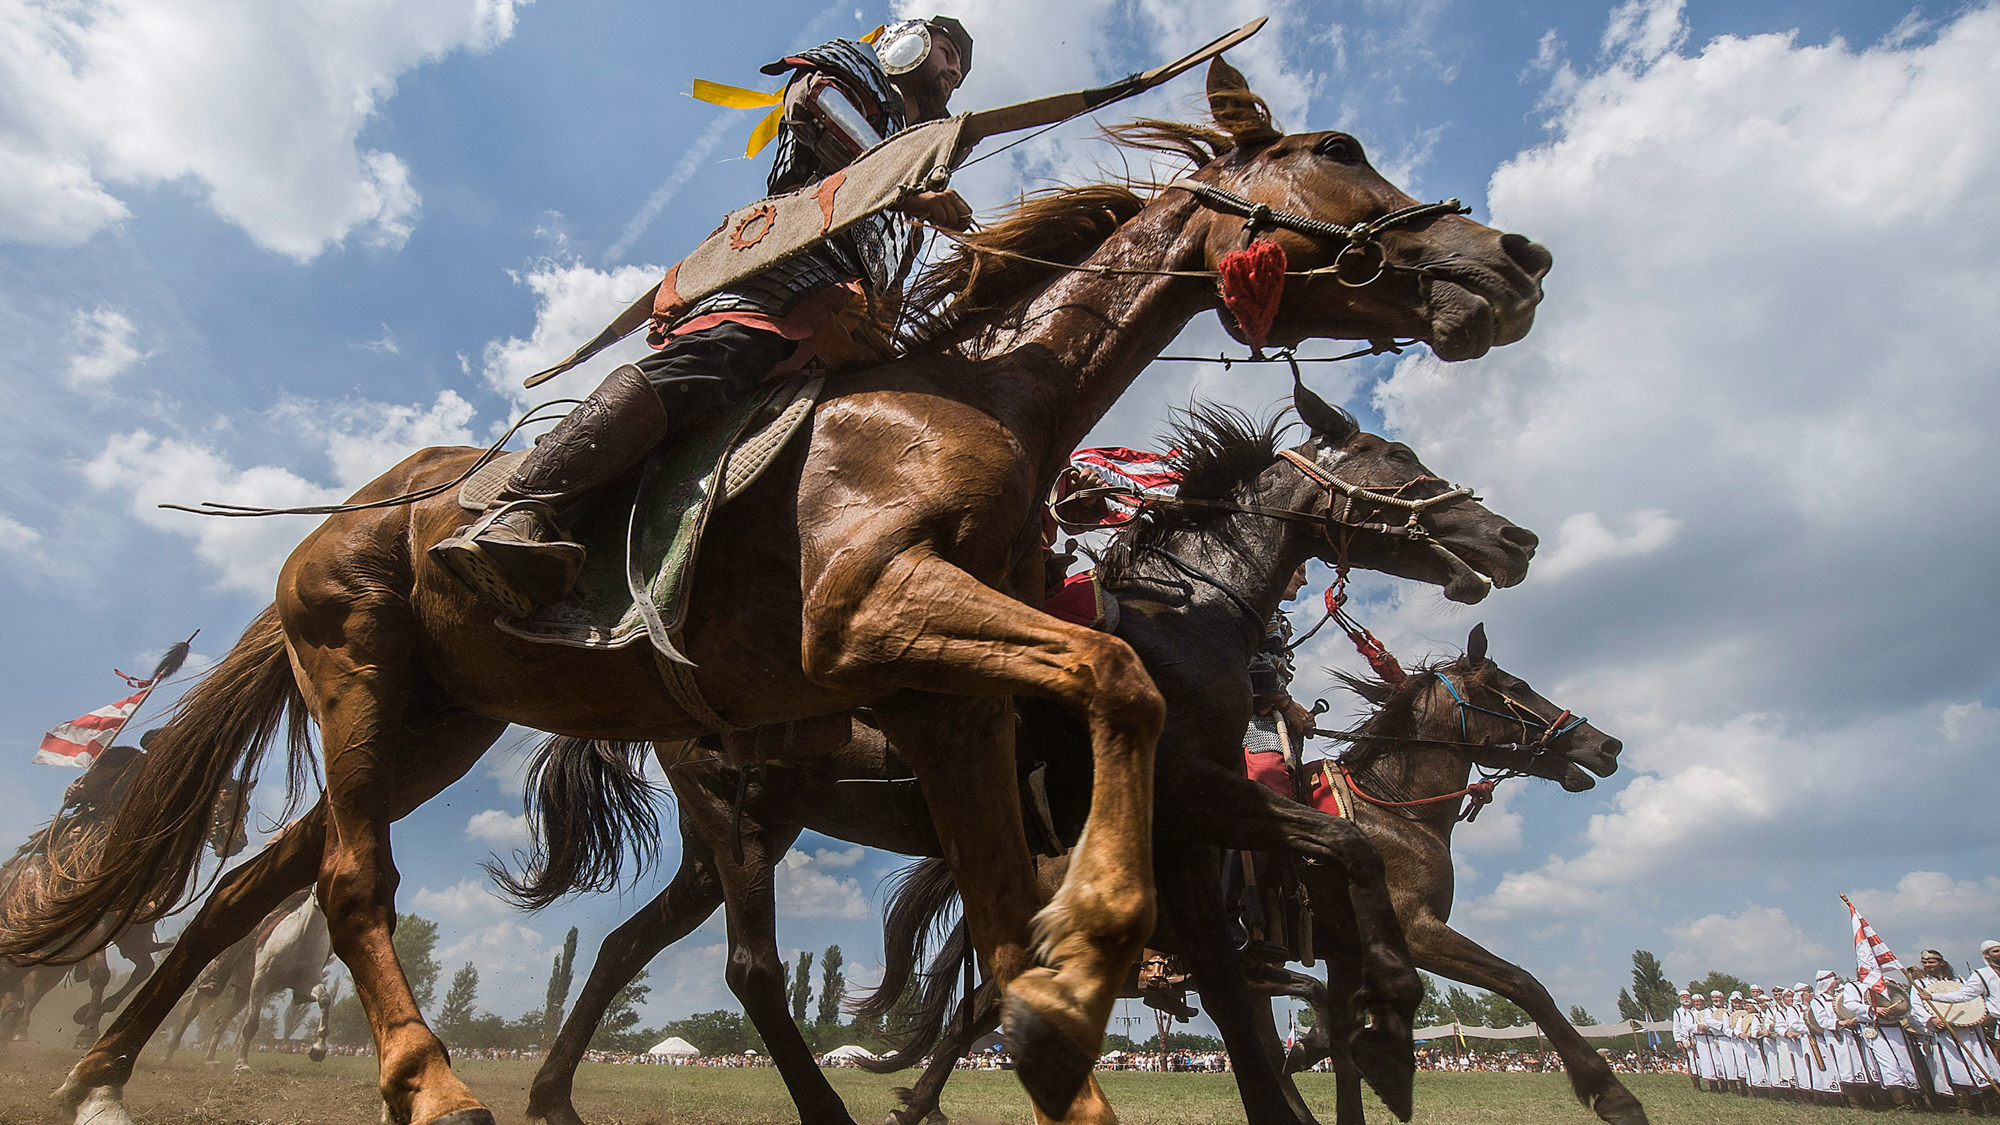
[{"xmin": 3, "ymin": 0, "xmax": 1997, "ymax": 1044}]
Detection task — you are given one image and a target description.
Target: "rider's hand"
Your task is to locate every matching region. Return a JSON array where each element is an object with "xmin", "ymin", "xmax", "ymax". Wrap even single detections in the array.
[
  {"xmin": 1277, "ymin": 697, "xmax": 1315, "ymax": 742},
  {"xmin": 902, "ymin": 189, "xmax": 973, "ymax": 230}
]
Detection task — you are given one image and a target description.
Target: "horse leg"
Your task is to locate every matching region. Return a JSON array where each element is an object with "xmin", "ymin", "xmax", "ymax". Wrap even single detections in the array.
[
  {"xmin": 66, "ymin": 952, "xmax": 112, "ymax": 1047},
  {"xmin": 809, "ymin": 552, "xmax": 1162, "ymax": 1121},
  {"xmin": 57, "ymin": 811, "xmax": 325, "ymax": 1125},
  {"xmin": 94, "ymin": 930, "xmax": 161, "ymax": 1036},
  {"xmin": 1165, "ymin": 755, "xmax": 1417, "ymax": 1118},
  {"xmin": 202, "ymin": 979, "xmax": 247, "ymax": 1063},
  {"xmin": 234, "ymin": 970, "xmax": 275, "ymax": 1072},
  {"xmin": 287, "ymin": 594, "xmax": 505, "ymax": 1125},
  {"xmin": 1156, "ymin": 841, "xmax": 1318, "ymax": 1125},
  {"xmin": 527, "ymin": 825, "xmax": 727, "ymax": 1125},
  {"xmin": 1406, "ymin": 915, "xmax": 1648, "ymax": 1124},
  {"xmin": 892, "ymin": 982, "xmax": 1000, "ymax": 1125},
  {"xmin": 309, "ymin": 977, "xmax": 334, "ymax": 1061},
  {"xmin": 5, "ymin": 965, "xmax": 60, "ymax": 1042}
]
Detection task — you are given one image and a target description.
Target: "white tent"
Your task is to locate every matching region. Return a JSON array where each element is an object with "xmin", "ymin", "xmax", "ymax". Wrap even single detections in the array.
[
  {"xmin": 646, "ymin": 1036, "xmax": 701, "ymax": 1058},
  {"xmin": 823, "ymin": 1044, "xmax": 878, "ymax": 1062}
]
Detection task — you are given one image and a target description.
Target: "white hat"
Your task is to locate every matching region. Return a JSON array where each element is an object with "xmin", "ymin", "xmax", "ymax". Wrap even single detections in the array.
[
  {"xmin": 1815, "ymin": 970, "xmax": 1836, "ymax": 981},
  {"xmin": 1729, "ymin": 990, "xmax": 1744, "ymax": 1001},
  {"xmin": 1678, "ymin": 989, "xmax": 1692, "ymax": 996},
  {"xmin": 1794, "ymin": 982, "xmax": 1810, "ymax": 993},
  {"xmin": 1981, "ymin": 940, "xmax": 2000, "ymax": 953},
  {"xmin": 1710, "ymin": 989, "xmax": 1725, "ymax": 997}
]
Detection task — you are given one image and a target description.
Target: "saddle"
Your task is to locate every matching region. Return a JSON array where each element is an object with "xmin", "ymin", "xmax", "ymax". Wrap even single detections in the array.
[{"xmin": 460, "ymin": 376, "xmax": 823, "ymax": 660}]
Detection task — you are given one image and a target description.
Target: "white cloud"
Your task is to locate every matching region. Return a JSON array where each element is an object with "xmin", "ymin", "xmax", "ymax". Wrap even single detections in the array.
[
  {"xmin": 776, "ymin": 847, "xmax": 869, "ymax": 920},
  {"xmin": 480, "ymin": 260, "xmax": 666, "ymax": 413},
  {"xmin": 0, "ymin": 0, "xmax": 528, "ymax": 260},
  {"xmin": 64, "ymin": 307, "xmax": 148, "ymax": 388},
  {"xmin": 465, "ymin": 809, "xmax": 528, "ymax": 847},
  {"xmin": 1667, "ymin": 905, "xmax": 1832, "ymax": 986},
  {"xmin": 352, "ymin": 325, "xmax": 401, "ymax": 355},
  {"xmin": 0, "ymin": 512, "xmax": 43, "ymax": 555},
  {"xmin": 809, "ymin": 845, "xmax": 865, "ymax": 869},
  {"xmin": 1358, "ymin": 3, "xmax": 2000, "ymax": 935},
  {"xmin": 1533, "ymin": 509, "xmax": 1681, "ymax": 581},
  {"xmin": 412, "ymin": 878, "xmax": 509, "ymax": 919},
  {"xmin": 605, "ymin": 116, "xmax": 735, "ymax": 263}
]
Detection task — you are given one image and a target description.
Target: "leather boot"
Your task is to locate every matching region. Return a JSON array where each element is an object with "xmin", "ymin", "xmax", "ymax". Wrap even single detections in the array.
[{"xmin": 432, "ymin": 365, "xmax": 671, "ymax": 615}]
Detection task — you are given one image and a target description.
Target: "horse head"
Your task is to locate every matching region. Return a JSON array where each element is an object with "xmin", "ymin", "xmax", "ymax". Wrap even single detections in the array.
[
  {"xmin": 205, "ymin": 776, "xmax": 256, "ymax": 860},
  {"xmin": 1185, "ymin": 59, "xmax": 1549, "ymax": 360},
  {"xmin": 1400, "ymin": 623, "xmax": 1622, "ymax": 789},
  {"xmin": 1277, "ymin": 383, "xmax": 1538, "ymax": 603}
]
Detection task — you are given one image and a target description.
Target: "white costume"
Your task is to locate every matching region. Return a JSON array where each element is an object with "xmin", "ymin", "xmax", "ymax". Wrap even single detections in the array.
[
  {"xmin": 1732, "ymin": 998, "xmax": 1768, "ymax": 1086},
  {"xmin": 1841, "ymin": 980, "xmax": 1921, "ymax": 1090},
  {"xmin": 1913, "ymin": 976, "xmax": 1997, "ymax": 1091},
  {"xmin": 1702, "ymin": 999, "xmax": 1736, "ymax": 1081},
  {"xmin": 1775, "ymin": 996, "xmax": 1810, "ymax": 1087},
  {"xmin": 1816, "ymin": 976, "xmax": 1866, "ymax": 1087},
  {"xmin": 1673, "ymin": 1001, "xmax": 1706, "ymax": 1081}
]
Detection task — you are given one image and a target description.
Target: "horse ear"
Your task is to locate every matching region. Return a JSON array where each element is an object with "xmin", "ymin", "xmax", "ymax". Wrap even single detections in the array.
[
  {"xmin": 1206, "ymin": 57, "xmax": 1282, "ymax": 149},
  {"xmin": 1294, "ymin": 373, "xmax": 1357, "ymax": 444},
  {"xmin": 1466, "ymin": 622, "xmax": 1489, "ymax": 665}
]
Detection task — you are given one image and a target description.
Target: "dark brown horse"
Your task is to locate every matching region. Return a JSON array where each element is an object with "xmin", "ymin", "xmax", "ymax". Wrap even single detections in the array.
[
  {"xmin": 13, "ymin": 61, "xmax": 1547, "ymax": 1125},
  {"xmin": 1275, "ymin": 629, "xmax": 1645, "ymax": 1125},
  {"xmin": 519, "ymin": 398, "xmax": 1540, "ymax": 1125},
  {"xmin": 882, "ymin": 627, "xmax": 1626, "ymax": 1124},
  {"xmin": 0, "ymin": 753, "xmax": 251, "ymax": 1047}
]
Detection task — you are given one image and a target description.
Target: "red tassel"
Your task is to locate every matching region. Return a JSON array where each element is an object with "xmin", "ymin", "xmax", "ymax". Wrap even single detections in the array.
[{"xmin": 1215, "ymin": 238, "xmax": 1287, "ymax": 351}]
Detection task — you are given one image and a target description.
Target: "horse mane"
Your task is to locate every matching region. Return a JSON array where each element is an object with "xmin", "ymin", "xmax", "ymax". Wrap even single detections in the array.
[
  {"xmin": 1331, "ymin": 657, "xmax": 1465, "ymax": 769},
  {"xmin": 1096, "ymin": 402, "xmax": 1293, "ymax": 587}
]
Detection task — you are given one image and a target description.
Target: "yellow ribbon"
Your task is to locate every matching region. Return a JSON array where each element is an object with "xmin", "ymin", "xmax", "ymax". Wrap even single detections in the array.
[{"xmin": 693, "ymin": 26, "xmax": 884, "ymax": 159}]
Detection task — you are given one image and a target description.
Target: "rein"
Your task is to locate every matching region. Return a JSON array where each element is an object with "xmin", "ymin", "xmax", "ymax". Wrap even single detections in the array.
[{"xmin": 1168, "ymin": 179, "xmax": 1468, "ymax": 288}]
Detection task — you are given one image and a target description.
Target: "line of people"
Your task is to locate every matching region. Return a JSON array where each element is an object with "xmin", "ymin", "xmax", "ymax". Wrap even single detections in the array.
[{"xmin": 1670, "ymin": 944, "xmax": 2000, "ymax": 1113}]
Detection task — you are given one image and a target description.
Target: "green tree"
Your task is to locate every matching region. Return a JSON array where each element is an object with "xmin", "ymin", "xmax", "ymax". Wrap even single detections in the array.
[
  {"xmin": 1616, "ymin": 987, "xmax": 1643, "ymax": 1021},
  {"xmin": 394, "ymin": 913, "xmax": 442, "ymax": 1012},
  {"xmin": 661, "ymin": 1009, "xmax": 758, "ymax": 1055},
  {"xmin": 1689, "ymin": 970, "xmax": 1751, "ymax": 1000},
  {"xmin": 326, "ymin": 994, "xmax": 370, "ymax": 1048},
  {"xmin": 815, "ymin": 945, "xmax": 846, "ymax": 1031},
  {"xmin": 439, "ymin": 963, "xmax": 480, "ymax": 1040},
  {"xmin": 590, "ymin": 967, "xmax": 652, "ymax": 1051},
  {"xmin": 1629, "ymin": 950, "xmax": 1676, "ymax": 1020},
  {"xmin": 1479, "ymin": 992, "xmax": 1529, "ymax": 1027},
  {"xmin": 789, "ymin": 950, "xmax": 814, "ymax": 1023},
  {"xmin": 1567, "ymin": 1004, "xmax": 1596, "ymax": 1027},
  {"xmin": 542, "ymin": 926, "xmax": 579, "ymax": 1044},
  {"xmin": 1414, "ymin": 973, "xmax": 1452, "ymax": 1026}
]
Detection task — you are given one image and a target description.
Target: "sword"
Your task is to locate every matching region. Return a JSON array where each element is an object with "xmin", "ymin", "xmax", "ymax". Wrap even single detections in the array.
[{"xmin": 525, "ymin": 18, "xmax": 1267, "ymax": 387}]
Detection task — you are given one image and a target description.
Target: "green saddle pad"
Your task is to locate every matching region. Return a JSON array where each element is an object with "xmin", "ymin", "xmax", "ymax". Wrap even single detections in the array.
[{"xmin": 493, "ymin": 376, "xmax": 821, "ymax": 654}]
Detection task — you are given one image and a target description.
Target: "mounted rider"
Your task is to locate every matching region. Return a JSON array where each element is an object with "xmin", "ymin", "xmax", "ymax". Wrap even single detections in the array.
[{"xmin": 434, "ymin": 19, "xmax": 976, "ymax": 616}]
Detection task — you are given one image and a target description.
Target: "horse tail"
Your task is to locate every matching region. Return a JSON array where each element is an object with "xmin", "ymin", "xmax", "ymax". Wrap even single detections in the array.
[
  {"xmin": 851, "ymin": 857, "xmax": 968, "ymax": 1072},
  {"xmin": 0, "ymin": 606, "xmax": 305, "ymax": 963},
  {"xmin": 487, "ymin": 735, "xmax": 660, "ymax": 911}
]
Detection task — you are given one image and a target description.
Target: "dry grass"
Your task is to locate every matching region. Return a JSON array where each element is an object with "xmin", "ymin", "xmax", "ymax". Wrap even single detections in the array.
[{"xmin": 0, "ymin": 1045, "xmax": 1882, "ymax": 1125}]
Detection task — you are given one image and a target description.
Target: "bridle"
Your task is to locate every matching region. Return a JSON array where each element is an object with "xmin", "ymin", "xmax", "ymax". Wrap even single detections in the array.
[
  {"xmin": 1330, "ymin": 670, "xmax": 1589, "ymax": 823},
  {"xmin": 1170, "ymin": 179, "xmax": 1470, "ymax": 288}
]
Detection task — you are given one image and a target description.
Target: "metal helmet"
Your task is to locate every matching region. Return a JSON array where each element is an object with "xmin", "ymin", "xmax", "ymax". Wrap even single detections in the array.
[{"xmin": 875, "ymin": 16, "xmax": 973, "ymax": 78}]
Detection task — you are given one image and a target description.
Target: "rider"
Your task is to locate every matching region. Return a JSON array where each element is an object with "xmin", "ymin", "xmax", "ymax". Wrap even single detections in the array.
[{"xmin": 434, "ymin": 19, "xmax": 977, "ymax": 616}]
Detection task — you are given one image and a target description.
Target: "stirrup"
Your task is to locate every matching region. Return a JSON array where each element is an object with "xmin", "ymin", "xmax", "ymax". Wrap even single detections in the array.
[{"xmin": 430, "ymin": 500, "xmax": 581, "ymax": 618}]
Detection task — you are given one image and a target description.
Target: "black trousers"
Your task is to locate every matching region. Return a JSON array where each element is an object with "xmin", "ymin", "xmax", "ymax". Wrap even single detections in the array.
[{"xmin": 633, "ymin": 322, "xmax": 798, "ymax": 427}]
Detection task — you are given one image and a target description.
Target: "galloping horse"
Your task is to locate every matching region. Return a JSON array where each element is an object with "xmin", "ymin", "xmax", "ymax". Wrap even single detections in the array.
[
  {"xmin": 517, "ymin": 398, "xmax": 1539, "ymax": 1125},
  {"xmin": 163, "ymin": 884, "xmax": 336, "ymax": 1070},
  {"xmin": 1278, "ymin": 630, "xmax": 1646, "ymax": 1125},
  {"xmin": 11, "ymin": 61, "xmax": 1547, "ymax": 1125},
  {"xmin": 0, "ymin": 751, "xmax": 252, "ymax": 1047}
]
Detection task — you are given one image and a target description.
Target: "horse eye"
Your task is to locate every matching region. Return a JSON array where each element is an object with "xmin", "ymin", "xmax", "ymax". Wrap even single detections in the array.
[{"xmin": 1314, "ymin": 135, "xmax": 1362, "ymax": 164}]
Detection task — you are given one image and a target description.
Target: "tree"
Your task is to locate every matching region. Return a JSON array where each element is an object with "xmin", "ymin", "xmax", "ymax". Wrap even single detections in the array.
[
  {"xmin": 1567, "ymin": 1005, "xmax": 1596, "ymax": 1027},
  {"xmin": 1616, "ymin": 987, "xmax": 1643, "ymax": 1021},
  {"xmin": 789, "ymin": 950, "xmax": 813, "ymax": 1023},
  {"xmin": 439, "ymin": 963, "xmax": 479, "ymax": 1040},
  {"xmin": 1414, "ymin": 973, "xmax": 1452, "ymax": 1026},
  {"xmin": 542, "ymin": 926, "xmax": 579, "ymax": 1044},
  {"xmin": 591, "ymin": 967, "xmax": 652, "ymax": 1052},
  {"xmin": 661, "ymin": 1009, "xmax": 759, "ymax": 1056},
  {"xmin": 1629, "ymin": 950, "xmax": 1676, "ymax": 1021},
  {"xmin": 815, "ymin": 945, "xmax": 846, "ymax": 1031},
  {"xmin": 394, "ymin": 913, "xmax": 442, "ymax": 1013},
  {"xmin": 1478, "ymin": 992, "xmax": 1529, "ymax": 1028},
  {"xmin": 1689, "ymin": 970, "xmax": 1751, "ymax": 1000}
]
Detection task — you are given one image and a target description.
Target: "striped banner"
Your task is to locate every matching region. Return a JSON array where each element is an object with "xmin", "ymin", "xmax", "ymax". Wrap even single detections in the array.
[
  {"xmin": 1848, "ymin": 899, "xmax": 1903, "ymax": 995},
  {"xmin": 34, "ymin": 685, "xmax": 150, "ymax": 768}
]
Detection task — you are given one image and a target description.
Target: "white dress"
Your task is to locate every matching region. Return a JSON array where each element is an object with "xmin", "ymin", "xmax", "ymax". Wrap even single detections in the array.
[{"xmin": 1841, "ymin": 982, "xmax": 1920, "ymax": 1090}]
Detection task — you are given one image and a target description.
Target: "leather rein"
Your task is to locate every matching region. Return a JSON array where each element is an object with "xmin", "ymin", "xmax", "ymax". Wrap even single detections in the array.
[{"xmin": 1168, "ymin": 179, "xmax": 1470, "ymax": 287}]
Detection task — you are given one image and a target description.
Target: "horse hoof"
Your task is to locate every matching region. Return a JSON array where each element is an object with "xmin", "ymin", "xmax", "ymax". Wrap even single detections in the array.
[
  {"xmin": 1593, "ymin": 1087, "xmax": 1651, "ymax": 1125},
  {"xmin": 1350, "ymin": 1027, "xmax": 1415, "ymax": 1122},
  {"xmin": 233, "ymin": 1062, "xmax": 252, "ymax": 1074},
  {"xmin": 528, "ymin": 1102, "xmax": 588, "ymax": 1125},
  {"xmin": 67, "ymin": 1086, "xmax": 136, "ymax": 1125},
  {"xmin": 424, "ymin": 1110, "xmax": 498, "ymax": 1125},
  {"xmin": 1001, "ymin": 989, "xmax": 1094, "ymax": 1121},
  {"xmin": 309, "ymin": 1047, "xmax": 326, "ymax": 1062}
]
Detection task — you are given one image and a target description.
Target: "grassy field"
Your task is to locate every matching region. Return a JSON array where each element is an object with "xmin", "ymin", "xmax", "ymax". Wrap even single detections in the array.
[{"xmin": 0, "ymin": 1045, "xmax": 1889, "ymax": 1125}]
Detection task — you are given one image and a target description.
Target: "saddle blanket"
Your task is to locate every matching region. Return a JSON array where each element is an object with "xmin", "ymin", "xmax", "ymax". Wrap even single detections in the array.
[
  {"xmin": 460, "ymin": 376, "xmax": 823, "ymax": 655},
  {"xmin": 1242, "ymin": 742, "xmax": 1350, "ymax": 820}
]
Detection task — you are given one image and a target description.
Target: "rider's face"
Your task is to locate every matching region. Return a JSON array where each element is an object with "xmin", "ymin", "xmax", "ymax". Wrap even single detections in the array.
[{"xmin": 898, "ymin": 33, "xmax": 962, "ymax": 121}]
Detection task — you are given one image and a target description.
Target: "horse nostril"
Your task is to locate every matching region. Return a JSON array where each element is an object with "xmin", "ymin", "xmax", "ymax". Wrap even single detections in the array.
[
  {"xmin": 1501, "ymin": 525, "xmax": 1540, "ymax": 551},
  {"xmin": 1500, "ymin": 233, "xmax": 1552, "ymax": 280},
  {"xmin": 1600, "ymin": 738, "xmax": 1623, "ymax": 757}
]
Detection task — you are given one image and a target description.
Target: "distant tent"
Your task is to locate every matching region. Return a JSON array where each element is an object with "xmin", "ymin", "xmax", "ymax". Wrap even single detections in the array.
[
  {"xmin": 824, "ymin": 1044, "xmax": 878, "ymax": 1062},
  {"xmin": 647, "ymin": 1037, "xmax": 700, "ymax": 1058}
]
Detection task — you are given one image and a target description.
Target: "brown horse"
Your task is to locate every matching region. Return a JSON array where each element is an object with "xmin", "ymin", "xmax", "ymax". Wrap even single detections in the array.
[
  {"xmin": 517, "ymin": 399, "xmax": 1538, "ymax": 1125},
  {"xmin": 0, "ymin": 752, "xmax": 252, "ymax": 1047},
  {"xmin": 1276, "ymin": 626, "xmax": 1646, "ymax": 1125},
  {"xmin": 13, "ymin": 60, "xmax": 1548, "ymax": 1125}
]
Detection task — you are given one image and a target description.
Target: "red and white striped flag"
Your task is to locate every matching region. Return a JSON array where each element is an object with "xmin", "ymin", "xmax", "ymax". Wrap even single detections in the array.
[
  {"xmin": 1848, "ymin": 898, "xmax": 1903, "ymax": 995},
  {"xmin": 35, "ymin": 684, "xmax": 151, "ymax": 768},
  {"xmin": 1069, "ymin": 446, "xmax": 1181, "ymax": 494},
  {"xmin": 33, "ymin": 635, "xmax": 195, "ymax": 769}
]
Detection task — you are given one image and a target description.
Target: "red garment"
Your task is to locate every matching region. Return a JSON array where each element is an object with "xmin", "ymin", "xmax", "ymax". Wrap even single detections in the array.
[
  {"xmin": 1043, "ymin": 570, "xmax": 1113, "ymax": 630},
  {"xmin": 1244, "ymin": 747, "xmax": 1290, "ymax": 797}
]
